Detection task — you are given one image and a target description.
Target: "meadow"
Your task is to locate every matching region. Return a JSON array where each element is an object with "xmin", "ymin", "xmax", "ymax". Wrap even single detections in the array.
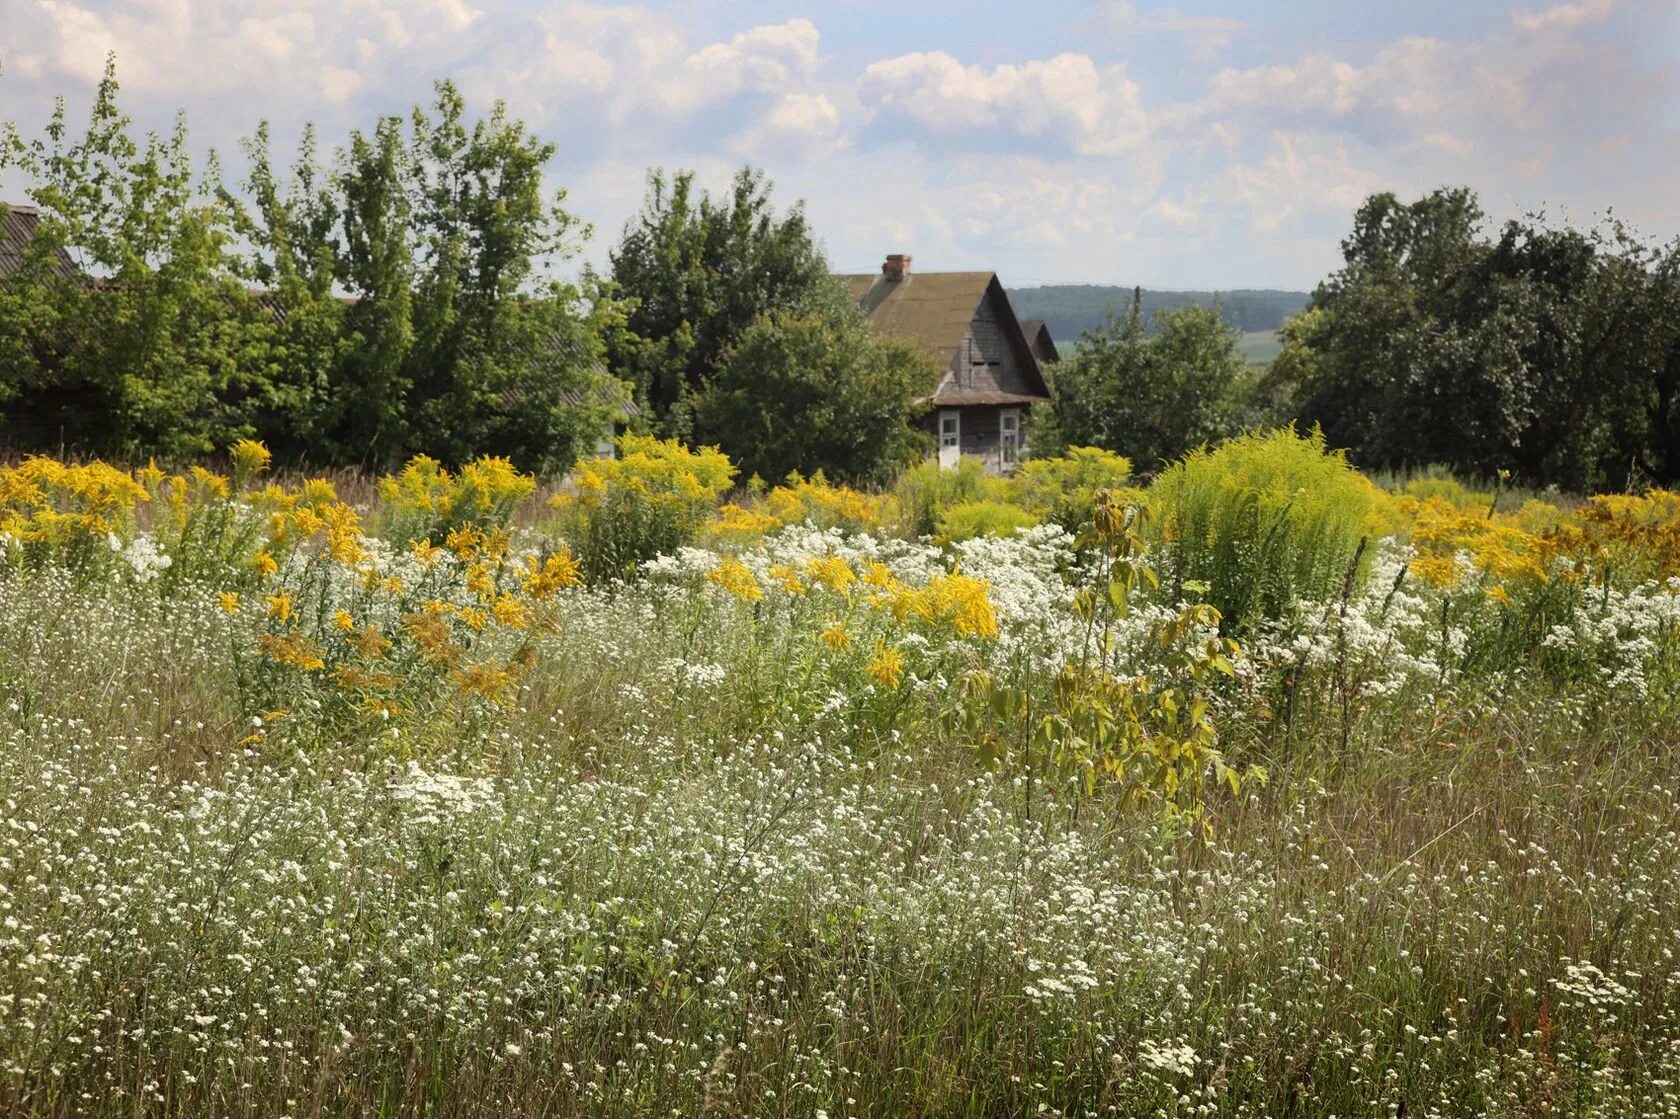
[{"xmin": 3, "ymin": 431, "xmax": 1680, "ymax": 1118}]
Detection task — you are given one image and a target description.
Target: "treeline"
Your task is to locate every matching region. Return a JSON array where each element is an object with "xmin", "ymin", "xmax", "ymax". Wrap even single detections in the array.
[
  {"xmin": 0, "ymin": 58, "xmax": 933, "ymax": 482},
  {"xmin": 6, "ymin": 59, "xmax": 1680, "ymax": 491},
  {"xmin": 1010, "ymin": 285, "xmax": 1310, "ymax": 340},
  {"xmin": 0, "ymin": 61, "xmax": 628, "ymax": 474},
  {"xmin": 1040, "ymin": 190, "xmax": 1680, "ymax": 489}
]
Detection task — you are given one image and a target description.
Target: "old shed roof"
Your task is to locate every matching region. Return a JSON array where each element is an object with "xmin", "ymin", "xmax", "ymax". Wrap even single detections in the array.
[
  {"xmin": 842, "ymin": 271, "xmax": 997, "ymax": 373},
  {"xmin": 0, "ymin": 204, "xmax": 80, "ymax": 280}
]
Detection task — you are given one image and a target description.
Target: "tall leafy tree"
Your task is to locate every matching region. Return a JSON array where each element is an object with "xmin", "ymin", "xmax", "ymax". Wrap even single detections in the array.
[
  {"xmin": 1277, "ymin": 188, "xmax": 1680, "ymax": 488},
  {"xmin": 1036, "ymin": 289, "xmax": 1245, "ymax": 471},
  {"xmin": 0, "ymin": 55, "xmax": 272, "ymax": 456},
  {"xmin": 603, "ymin": 166, "xmax": 830, "ymax": 436},
  {"xmin": 695, "ymin": 281, "xmax": 937, "ymax": 485}
]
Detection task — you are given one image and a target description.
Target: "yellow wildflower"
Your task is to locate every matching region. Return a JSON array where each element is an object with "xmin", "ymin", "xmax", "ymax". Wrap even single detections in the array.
[
  {"xmin": 215, "ymin": 591, "xmax": 241, "ymax": 615},
  {"xmin": 522, "ymin": 551, "xmax": 582, "ymax": 600},
  {"xmin": 867, "ymin": 640, "xmax": 905, "ymax": 689},
  {"xmin": 265, "ymin": 591, "xmax": 295, "ymax": 623},
  {"xmin": 767, "ymin": 562, "xmax": 805, "ymax": 595},
  {"xmin": 707, "ymin": 556, "xmax": 763, "ymax": 602},
  {"xmin": 256, "ymin": 631, "xmax": 325, "ymax": 672},
  {"xmin": 254, "ymin": 551, "xmax": 278, "ymax": 578},
  {"xmin": 333, "ymin": 610, "xmax": 356, "ymax": 632},
  {"xmin": 819, "ymin": 620, "xmax": 850, "ymax": 651},
  {"xmin": 804, "ymin": 555, "xmax": 855, "ymax": 595}
]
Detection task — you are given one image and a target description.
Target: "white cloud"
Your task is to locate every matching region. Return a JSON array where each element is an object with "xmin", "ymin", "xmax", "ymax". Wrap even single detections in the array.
[
  {"xmin": 857, "ymin": 51, "xmax": 1148, "ymax": 156},
  {"xmin": 1512, "ymin": 0, "xmax": 1614, "ymax": 33},
  {"xmin": 1097, "ymin": 1, "xmax": 1246, "ymax": 58}
]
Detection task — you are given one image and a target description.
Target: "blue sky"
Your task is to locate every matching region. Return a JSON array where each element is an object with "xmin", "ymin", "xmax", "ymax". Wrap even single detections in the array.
[{"xmin": 5, "ymin": 0, "xmax": 1677, "ymax": 290}]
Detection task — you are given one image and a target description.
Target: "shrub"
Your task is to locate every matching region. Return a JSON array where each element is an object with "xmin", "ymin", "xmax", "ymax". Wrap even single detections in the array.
[
  {"xmin": 1013, "ymin": 446, "xmax": 1144, "ymax": 533},
  {"xmin": 552, "ymin": 433, "xmax": 735, "ymax": 582},
  {"xmin": 1149, "ymin": 426, "xmax": 1385, "ymax": 630},
  {"xmin": 935, "ymin": 500, "xmax": 1038, "ymax": 543},
  {"xmin": 760, "ymin": 472, "xmax": 900, "ymax": 535},
  {"xmin": 377, "ymin": 456, "xmax": 538, "ymax": 548},
  {"xmin": 893, "ymin": 456, "xmax": 999, "ymax": 537}
]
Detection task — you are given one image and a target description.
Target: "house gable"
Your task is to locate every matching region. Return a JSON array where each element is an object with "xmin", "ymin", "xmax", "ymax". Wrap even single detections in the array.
[{"xmin": 839, "ymin": 262, "xmax": 1051, "ymax": 408}]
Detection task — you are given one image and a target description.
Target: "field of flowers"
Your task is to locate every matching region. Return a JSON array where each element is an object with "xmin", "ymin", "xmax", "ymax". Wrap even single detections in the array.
[{"xmin": 4, "ymin": 431, "xmax": 1680, "ymax": 1118}]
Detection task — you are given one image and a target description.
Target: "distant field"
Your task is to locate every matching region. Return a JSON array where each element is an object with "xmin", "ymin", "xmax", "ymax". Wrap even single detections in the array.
[{"xmin": 1237, "ymin": 329, "xmax": 1282, "ymax": 365}]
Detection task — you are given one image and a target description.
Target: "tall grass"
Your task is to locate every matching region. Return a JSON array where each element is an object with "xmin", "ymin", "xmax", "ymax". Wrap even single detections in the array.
[{"xmin": 1150, "ymin": 426, "xmax": 1385, "ymax": 630}]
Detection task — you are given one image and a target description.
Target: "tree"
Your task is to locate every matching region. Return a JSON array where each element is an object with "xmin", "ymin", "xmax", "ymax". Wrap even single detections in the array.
[
  {"xmin": 0, "ymin": 55, "xmax": 274, "ymax": 457},
  {"xmin": 1273, "ymin": 187, "xmax": 1680, "ymax": 489},
  {"xmin": 695, "ymin": 282, "xmax": 937, "ymax": 485},
  {"xmin": 232, "ymin": 80, "xmax": 618, "ymax": 472},
  {"xmin": 603, "ymin": 166, "xmax": 830, "ymax": 435},
  {"xmin": 1035, "ymin": 288, "xmax": 1245, "ymax": 471}
]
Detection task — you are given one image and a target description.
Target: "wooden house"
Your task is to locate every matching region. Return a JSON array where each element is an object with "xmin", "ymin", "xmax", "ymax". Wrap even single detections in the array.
[{"xmin": 843, "ymin": 254, "xmax": 1053, "ymax": 474}]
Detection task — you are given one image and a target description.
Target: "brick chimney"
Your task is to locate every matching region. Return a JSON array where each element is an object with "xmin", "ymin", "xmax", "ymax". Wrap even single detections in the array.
[{"xmin": 882, "ymin": 253, "xmax": 912, "ymax": 281}]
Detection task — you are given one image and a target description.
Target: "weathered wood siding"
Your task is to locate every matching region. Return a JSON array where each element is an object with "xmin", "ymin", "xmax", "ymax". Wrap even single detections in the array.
[{"xmin": 940, "ymin": 282, "xmax": 1044, "ymax": 397}]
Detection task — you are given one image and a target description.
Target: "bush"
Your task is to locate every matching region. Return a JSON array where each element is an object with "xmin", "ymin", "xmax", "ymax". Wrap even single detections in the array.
[
  {"xmin": 1013, "ymin": 446, "xmax": 1144, "ymax": 533},
  {"xmin": 376, "ymin": 456, "xmax": 539, "ymax": 549},
  {"xmin": 893, "ymin": 456, "xmax": 1000, "ymax": 538},
  {"xmin": 1149, "ymin": 426, "xmax": 1385, "ymax": 630},
  {"xmin": 551, "ymin": 433, "xmax": 735, "ymax": 583},
  {"xmin": 935, "ymin": 500, "xmax": 1039, "ymax": 543}
]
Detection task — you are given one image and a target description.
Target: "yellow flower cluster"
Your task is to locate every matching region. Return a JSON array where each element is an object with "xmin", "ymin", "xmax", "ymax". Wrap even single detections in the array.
[
  {"xmin": 557, "ymin": 434, "xmax": 735, "ymax": 516},
  {"xmin": 1402, "ymin": 496, "xmax": 1553, "ymax": 594},
  {"xmin": 706, "ymin": 556, "xmax": 764, "ymax": 602},
  {"xmin": 704, "ymin": 473, "xmax": 899, "ymax": 544},
  {"xmin": 0, "ymin": 456, "xmax": 148, "ymax": 544}
]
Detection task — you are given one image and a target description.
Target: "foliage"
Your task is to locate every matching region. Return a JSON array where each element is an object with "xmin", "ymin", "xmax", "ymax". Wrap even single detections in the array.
[
  {"xmin": 1011, "ymin": 445, "xmax": 1143, "ymax": 533},
  {"xmin": 892, "ymin": 455, "xmax": 1001, "ymax": 538},
  {"xmin": 0, "ymin": 58, "xmax": 275, "ymax": 457},
  {"xmin": 947, "ymin": 495, "xmax": 1250, "ymax": 828},
  {"xmin": 602, "ymin": 166, "xmax": 830, "ymax": 436},
  {"xmin": 1150, "ymin": 426, "xmax": 1385, "ymax": 631},
  {"xmin": 1035, "ymin": 289, "xmax": 1246, "ymax": 471},
  {"xmin": 1273, "ymin": 187, "xmax": 1680, "ymax": 489},
  {"xmin": 695, "ymin": 283, "xmax": 938, "ymax": 485},
  {"xmin": 0, "ymin": 61, "xmax": 621, "ymax": 473},
  {"xmin": 550, "ymin": 433, "xmax": 736, "ymax": 582},
  {"xmin": 935, "ymin": 499, "xmax": 1038, "ymax": 542}
]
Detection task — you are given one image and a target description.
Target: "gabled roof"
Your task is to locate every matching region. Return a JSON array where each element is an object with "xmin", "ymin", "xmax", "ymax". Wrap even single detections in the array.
[
  {"xmin": 842, "ymin": 271, "xmax": 996, "ymax": 373},
  {"xmin": 1020, "ymin": 318, "xmax": 1061, "ymax": 364},
  {"xmin": 0, "ymin": 204, "xmax": 80, "ymax": 280},
  {"xmin": 840, "ymin": 268, "xmax": 1051, "ymax": 405}
]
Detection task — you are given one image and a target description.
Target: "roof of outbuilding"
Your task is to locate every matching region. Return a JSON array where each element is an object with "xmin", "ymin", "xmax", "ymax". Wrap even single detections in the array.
[
  {"xmin": 1019, "ymin": 318, "xmax": 1061, "ymax": 364},
  {"xmin": 0, "ymin": 204, "xmax": 80, "ymax": 280}
]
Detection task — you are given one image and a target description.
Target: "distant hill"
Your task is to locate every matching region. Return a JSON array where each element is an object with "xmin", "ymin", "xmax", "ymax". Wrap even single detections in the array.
[{"xmin": 1009, "ymin": 285, "xmax": 1312, "ymax": 346}]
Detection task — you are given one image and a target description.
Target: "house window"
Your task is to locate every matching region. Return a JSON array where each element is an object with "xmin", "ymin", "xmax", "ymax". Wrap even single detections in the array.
[{"xmin": 1000, "ymin": 410, "xmax": 1020, "ymax": 466}]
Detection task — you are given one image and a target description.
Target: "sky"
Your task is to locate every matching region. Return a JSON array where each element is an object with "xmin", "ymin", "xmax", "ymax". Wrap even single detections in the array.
[{"xmin": 3, "ymin": 0, "xmax": 1678, "ymax": 291}]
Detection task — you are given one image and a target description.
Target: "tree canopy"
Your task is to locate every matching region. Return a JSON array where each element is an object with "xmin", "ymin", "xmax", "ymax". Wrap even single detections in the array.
[
  {"xmin": 1270, "ymin": 188, "xmax": 1680, "ymax": 489},
  {"xmin": 602, "ymin": 166, "xmax": 830, "ymax": 437},
  {"xmin": 1034, "ymin": 289, "xmax": 1246, "ymax": 472},
  {"xmin": 696, "ymin": 281, "xmax": 938, "ymax": 485},
  {"xmin": 0, "ymin": 57, "xmax": 624, "ymax": 473}
]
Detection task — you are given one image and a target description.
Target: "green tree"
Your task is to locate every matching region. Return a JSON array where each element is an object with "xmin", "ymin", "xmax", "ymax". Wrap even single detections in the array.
[
  {"xmin": 0, "ymin": 55, "xmax": 273, "ymax": 457},
  {"xmin": 603, "ymin": 166, "xmax": 830, "ymax": 435},
  {"xmin": 1036, "ymin": 288, "xmax": 1244, "ymax": 471},
  {"xmin": 227, "ymin": 122, "xmax": 346, "ymax": 460},
  {"xmin": 695, "ymin": 283, "xmax": 937, "ymax": 485},
  {"xmin": 1275, "ymin": 188, "xmax": 1677, "ymax": 489}
]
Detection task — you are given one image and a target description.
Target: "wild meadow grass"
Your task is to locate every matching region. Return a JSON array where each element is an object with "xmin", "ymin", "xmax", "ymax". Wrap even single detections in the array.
[{"xmin": 3, "ymin": 440, "xmax": 1680, "ymax": 1117}]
